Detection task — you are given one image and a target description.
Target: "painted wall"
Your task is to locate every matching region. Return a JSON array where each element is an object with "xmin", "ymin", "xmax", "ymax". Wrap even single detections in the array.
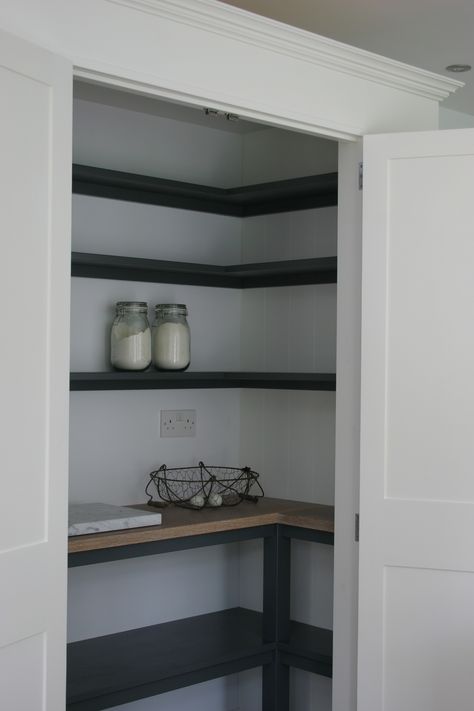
[
  {"xmin": 237, "ymin": 126, "xmax": 337, "ymax": 711},
  {"xmin": 68, "ymin": 90, "xmax": 337, "ymax": 711},
  {"xmin": 439, "ymin": 106, "xmax": 474, "ymax": 129}
]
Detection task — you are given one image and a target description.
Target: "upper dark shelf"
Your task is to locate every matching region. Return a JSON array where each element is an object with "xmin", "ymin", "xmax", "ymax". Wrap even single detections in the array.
[
  {"xmin": 72, "ymin": 164, "xmax": 338, "ymax": 216},
  {"xmin": 70, "ymin": 371, "xmax": 336, "ymax": 392},
  {"xmin": 71, "ymin": 252, "xmax": 337, "ymax": 288},
  {"xmin": 66, "ymin": 608, "xmax": 332, "ymax": 710}
]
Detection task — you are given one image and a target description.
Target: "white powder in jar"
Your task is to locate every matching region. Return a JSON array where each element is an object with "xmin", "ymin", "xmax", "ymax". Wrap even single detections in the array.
[
  {"xmin": 153, "ymin": 322, "xmax": 190, "ymax": 370},
  {"xmin": 111, "ymin": 323, "xmax": 151, "ymax": 370}
]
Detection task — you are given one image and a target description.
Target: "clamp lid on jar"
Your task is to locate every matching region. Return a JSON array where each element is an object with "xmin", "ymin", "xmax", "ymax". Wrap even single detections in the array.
[
  {"xmin": 155, "ymin": 304, "xmax": 188, "ymax": 316},
  {"xmin": 152, "ymin": 303, "xmax": 190, "ymax": 371},
  {"xmin": 115, "ymin": 301, "xmax": 148, "ymax": 312}
]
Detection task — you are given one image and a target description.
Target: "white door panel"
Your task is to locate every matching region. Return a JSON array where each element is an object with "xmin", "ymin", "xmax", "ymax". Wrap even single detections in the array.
[
  {"xmin": 0, "ymin": 30, "xmax": 71, "ymax": 709},
  {"xmin": 359, "ymin": 128, "xmax": 474, "ymax": 711}
]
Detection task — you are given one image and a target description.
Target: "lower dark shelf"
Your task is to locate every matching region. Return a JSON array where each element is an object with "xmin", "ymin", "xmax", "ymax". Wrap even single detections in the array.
[
  {"xmin": 66, "ymin": 608, "xmax": 333, "ymax": 710},
  {"xmin": 282, "ymin": 621, "xmax": 333, "ymax": 678},
  {"xmin": 70, "ymin": 371, "xmax": 336, "ymax": 391},
  {"xmin": 67, "ymin": 608, "xmax": 272, "ymax": 711}
]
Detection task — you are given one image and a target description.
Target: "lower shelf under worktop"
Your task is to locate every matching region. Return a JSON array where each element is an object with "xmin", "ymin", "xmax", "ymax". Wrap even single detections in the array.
[{"xmin": 67, "ymin": 607, "xmax": 332, "ymax": 710}]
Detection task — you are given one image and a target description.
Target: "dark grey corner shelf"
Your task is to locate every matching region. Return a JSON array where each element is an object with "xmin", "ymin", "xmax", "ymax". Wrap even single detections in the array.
[
  {"xmin": 71, "ymin": 252, "xmax": 337, "ymax": 288},
  {"xmin": 72, "ymin": 164, "xmax": 338, "ymax": 216},
  {"xmin": 69, "ymin": 371, "xmax": 337, "ymax": 392},
  {"xmin": 66, "ymin": 608, "xmax": 333, "ymax": 711},
  {"xmin": 66, "ymin": 608, "xmax": 272, "ymax": 711},
  {"xmin": 281, "ymin": 621, "xmax": 333, "ymax": 678},
  {"xmin": 228, "ymin": 257, "xmax": 337, "ymax": 288}
]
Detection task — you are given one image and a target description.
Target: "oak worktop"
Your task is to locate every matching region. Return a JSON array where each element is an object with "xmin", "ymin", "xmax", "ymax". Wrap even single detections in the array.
[{"xmin": 68, "ymin": 497, "xmax": 334, "ymax": 554}]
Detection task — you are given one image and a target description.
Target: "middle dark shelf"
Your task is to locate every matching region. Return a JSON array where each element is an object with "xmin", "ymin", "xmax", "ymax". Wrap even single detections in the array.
[
  {"xmin": 71, "ymin": 252, "xmax": 337, "ymax": 288},
  {"xmin": 70, "ymin": 371, "xmax": 337, "ymax": 392}
]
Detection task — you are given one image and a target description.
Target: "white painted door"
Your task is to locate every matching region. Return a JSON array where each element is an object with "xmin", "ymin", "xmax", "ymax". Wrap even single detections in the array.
[
  {"xmin": 358, "ymin": 128, "xmax": 474, "ymax": 711},
  {"xmin": 0, "ymin": 31, "xmax": 71, "ymax": 709}
]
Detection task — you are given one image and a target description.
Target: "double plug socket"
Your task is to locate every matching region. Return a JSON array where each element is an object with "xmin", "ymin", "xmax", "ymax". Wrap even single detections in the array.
[{"xmin": 160, "ymin": 409, "xmax": 196, "ymax": 437}]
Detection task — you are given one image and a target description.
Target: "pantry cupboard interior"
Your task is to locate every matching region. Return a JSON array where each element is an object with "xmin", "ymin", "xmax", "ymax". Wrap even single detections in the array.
[{"xmin": 68, "ymin": 80, "xmax": 339, "ymax": 711}]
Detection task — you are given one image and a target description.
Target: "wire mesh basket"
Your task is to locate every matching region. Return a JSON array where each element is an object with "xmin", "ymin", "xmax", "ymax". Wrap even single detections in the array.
[{"xmin": 146, "ymin": 461, "xmax": 264, "ymax": 509}]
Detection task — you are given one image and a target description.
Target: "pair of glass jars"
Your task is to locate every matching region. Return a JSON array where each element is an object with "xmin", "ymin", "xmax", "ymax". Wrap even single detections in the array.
[{"xmin": 110, "ymin": 302, "xmax": 190, "ymax": 371}]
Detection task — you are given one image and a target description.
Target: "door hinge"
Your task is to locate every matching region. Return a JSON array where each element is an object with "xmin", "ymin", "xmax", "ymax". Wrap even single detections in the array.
[
  {"xmin": 355, "ymin": 513, "xmax": 360, "ymax": 542},
  {"xmin": 358, "ymin": 162, "xmax": 363, "ymax": 190}
]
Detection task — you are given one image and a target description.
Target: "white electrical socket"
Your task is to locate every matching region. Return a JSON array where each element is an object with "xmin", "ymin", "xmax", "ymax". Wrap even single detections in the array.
[{"xmin": 160, "ymin": 409, "xmax": 196, "ymax": 437}]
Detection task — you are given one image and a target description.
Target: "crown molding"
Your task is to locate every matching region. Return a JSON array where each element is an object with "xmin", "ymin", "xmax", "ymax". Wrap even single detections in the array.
[{"xmin": 106, "ymin": 0, "xmax": 462, "ymax": 102}]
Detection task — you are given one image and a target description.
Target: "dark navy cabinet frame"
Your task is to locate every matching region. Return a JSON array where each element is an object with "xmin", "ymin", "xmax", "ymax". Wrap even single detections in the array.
[{"xmin": 67, "ymin": 522, "xmax": 334, "ymax": 711}]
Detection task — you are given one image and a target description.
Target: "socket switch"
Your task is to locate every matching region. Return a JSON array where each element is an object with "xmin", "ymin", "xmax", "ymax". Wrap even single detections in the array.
[{"xmin": 161, "ymin": 409, "xmax": 196, "ymax": 437}]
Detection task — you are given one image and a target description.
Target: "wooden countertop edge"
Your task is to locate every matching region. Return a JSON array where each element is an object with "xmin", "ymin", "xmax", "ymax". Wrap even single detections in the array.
[{"xmin": 68, "ymin": 501, "xmax": 334, "ymax": 554}]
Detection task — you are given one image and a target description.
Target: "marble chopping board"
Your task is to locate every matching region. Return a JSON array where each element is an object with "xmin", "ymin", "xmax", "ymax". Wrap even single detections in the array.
[{"xmin": 68, "ymin": 503, "xmax": 162, "ymax": 536}]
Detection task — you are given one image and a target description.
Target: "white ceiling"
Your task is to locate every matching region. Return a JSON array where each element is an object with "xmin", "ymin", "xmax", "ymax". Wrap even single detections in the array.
[{"xmin": 219, "ymin": 0, "xmax": 474, "ymax": 115}]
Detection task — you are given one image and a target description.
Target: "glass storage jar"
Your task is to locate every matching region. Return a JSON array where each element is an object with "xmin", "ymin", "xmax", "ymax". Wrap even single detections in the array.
[
  {"xmin": 110, "ymin": 301, "xmax": 151, "ymax": 371},
  {"xmin": 152, "ymin": 304, "xmax": 190, "ymax": 371}
]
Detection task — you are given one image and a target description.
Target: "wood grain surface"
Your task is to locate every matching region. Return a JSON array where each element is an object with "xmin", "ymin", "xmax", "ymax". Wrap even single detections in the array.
[{"xmin": 68, "ymin": 497, "xmax": 334, "ymax": 553}]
